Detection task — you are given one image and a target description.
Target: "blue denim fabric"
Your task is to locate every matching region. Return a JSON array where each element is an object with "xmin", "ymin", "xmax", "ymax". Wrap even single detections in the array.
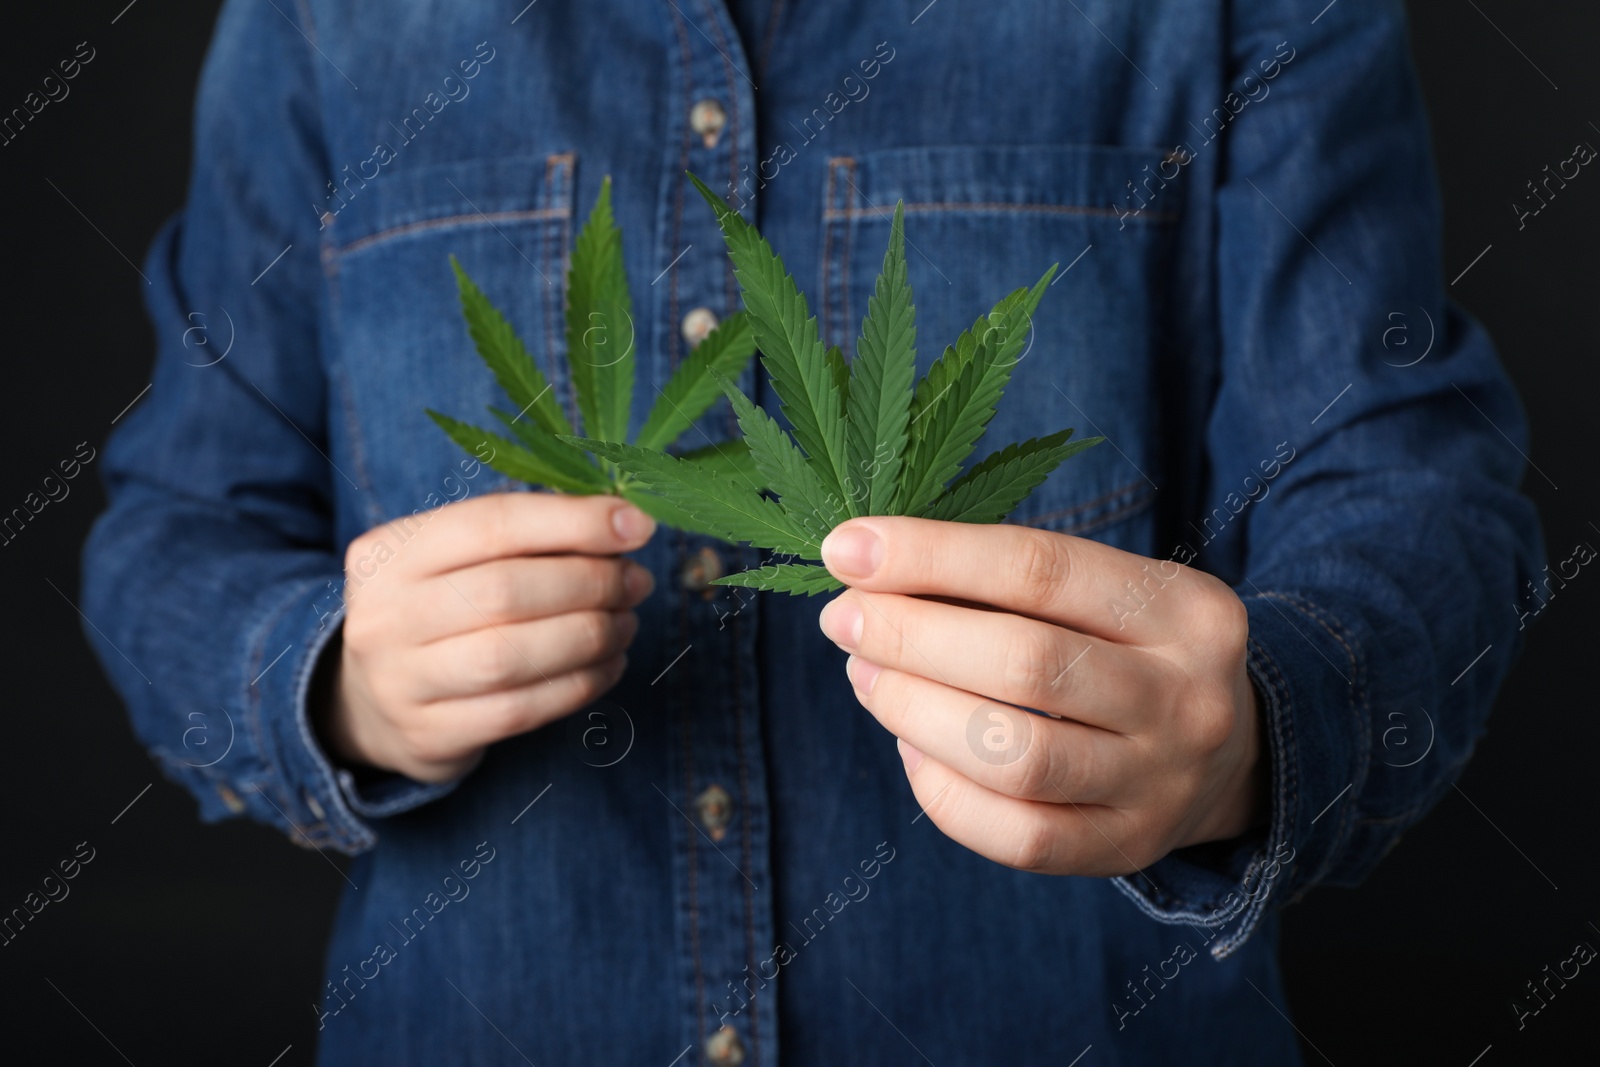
[{"xmin": 81, "ymin": 1, "xmax": 1543, "ymax": 1063}]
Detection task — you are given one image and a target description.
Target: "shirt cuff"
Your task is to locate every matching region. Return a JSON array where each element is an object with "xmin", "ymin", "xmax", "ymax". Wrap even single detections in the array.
[
  {"xmin": 1111, "ymin": 589, "xmax": 1364, "ymax": 958},
  {"xmin": 240, "ymin": 575, "xmax": 461, "ymax": 854}
]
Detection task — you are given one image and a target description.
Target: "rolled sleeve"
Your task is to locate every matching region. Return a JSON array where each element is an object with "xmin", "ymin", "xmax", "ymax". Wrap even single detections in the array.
[
  {"xmin": 80, "ymin": 0, "xmax": 459, "ymax": 855},
  {"xmin": 1113, "ymin": 0, "xmax": 1543, "ymax": 953}
]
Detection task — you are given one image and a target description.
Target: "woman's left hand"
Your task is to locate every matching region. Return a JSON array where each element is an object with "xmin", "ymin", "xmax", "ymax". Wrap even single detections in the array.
[{"xmin": 817, "ymin": 516, "xmax": 1267, "ymax": 876}]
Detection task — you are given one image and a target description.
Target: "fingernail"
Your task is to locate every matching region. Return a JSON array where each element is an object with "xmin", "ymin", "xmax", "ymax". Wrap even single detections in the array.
[
  {"xmin": 624, "ymin": 562, "xmax": 655, "ymax": 601},
  {"xmin": 612, "ymin": 504, "xmax": 655, "ymax": 542},
  {"xmin": 821, "ymin": 525, "xmax": 882, "ymax": 580},
  {"xmin": 819, "ymin": 597, "xmax": 863, "ymax": 651},
  {"xmin": 845, "ymin": 654, "xmax": 881, "ymax": 695},
  {"xmin": 897, "ymin": 737, "xmax": 924, "ymax": 773}
]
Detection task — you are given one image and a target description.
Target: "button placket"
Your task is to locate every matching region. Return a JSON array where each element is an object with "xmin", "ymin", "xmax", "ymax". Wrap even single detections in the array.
[
  {"xmin": 695, "ymin": 784, "xmax": 734, "ymax": 840},
  {"xmin": 680, "ymin": 545, "xmax": 726, "ymax": 598},
  {"xmin": 654, "ymin": 3, "xmax": 777, "ymax": 1063},
  {"xmin": 705, "ymin": 1024, "xmax": 747, "ymax": 1066},
  {"xmin": 691, "ymin": 98, "xmax": 728, "ymax": 148},
  {"xmin": 681, "ymin": 306, "xmax": 720, "ymax": 348}
]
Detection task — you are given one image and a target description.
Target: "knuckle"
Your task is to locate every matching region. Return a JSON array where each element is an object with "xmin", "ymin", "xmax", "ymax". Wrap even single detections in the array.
[
  {"xmin": 344, "ymin": 527, "xmax": 384, "ymax": 571},
  {"xmin": 858, "ymin": 595, "xmax": 903, "ymax": 663},
  {"xmin": 574, "ymin": 611, "xmax": 615, "ymax": 658},
  {"xmin": 588, "ymin": 558, "xmax": 628, "ymax": 607},
  {"xmin": 1005, "ymin": 740, "xmax": 1055, "ymax": 801},
  {"xmin": 478, "ymin": 567, "xmax": 522, "ymax": 621},
  {"xmin": 464, "ymin": 635, "xmax": 517, "ymax": 690},
  {"xmin": 1194, "ymin": 579, "xmax": 1250, "ymax": 651},
  {"xmin": 566, "ymin": 665, "xmax": 608, "ymax": 707},
  {"xmin": 1221, "ymin": 594, "xmax": 1251, "ymax": 650},
  {"xmin": 1011, "ymin": 815, "xmax": 1058, "ymax": 872},
  {"xmin": 480, "ymin": 493, "xmax": 520, "ymax": 554},
  {"xmin": 896, "ymin": 526, "xmax": 938, "ymax": 585},
  {"xmin": 1020, "ymin": 731, "xmax": 1083, "ymax": 802},
  {"xmin": 1001, "ymin": 626, "xmax": 1063, "ymax": 704},
  {"xmin": 1014, "ymin": 529, "xmax": 1070, "ymax": 603},
  {"xmin": 859, "ymin": 665, "xmax": 903, "ymax": 723},
  {"xmin": 341, "ymin": 607, "xmax": 376, "ymax": 652},
  {"xmin": 481, "ymin": 691, "xmax": 533, "ymax": 740}
]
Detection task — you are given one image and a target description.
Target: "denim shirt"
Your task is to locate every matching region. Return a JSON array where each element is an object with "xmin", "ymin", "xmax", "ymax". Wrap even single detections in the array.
[{"xmin": 81, "ymin": 1, "xmax": 1543, "ymax": 1063}]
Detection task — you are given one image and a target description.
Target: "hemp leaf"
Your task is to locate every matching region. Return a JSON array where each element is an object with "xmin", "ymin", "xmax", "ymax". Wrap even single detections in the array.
[
  {"xmin": 559, "ymin": 173, "xmax": 1102, "ymax": 595},
  {"xmin": 426, "ymin": 177, "xmax": 761, "ymax": 533}
]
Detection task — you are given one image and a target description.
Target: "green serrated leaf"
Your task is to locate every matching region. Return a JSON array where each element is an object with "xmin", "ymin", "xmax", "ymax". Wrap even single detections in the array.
[
  {"xmin": 846, "ymin": 202, "xmax": 917, "ymax": 516},
  {"xmin": 635, "ymin": 311, "xmax": 757, "ymax": 451},
  {"xmin": 711, "ymin": 563, "xmax": 843, "ymax": 596},
  {"xmin": 898, "ymin": 338, "xmax": 1005, "ymax": 515},
  {"xmin": 442, "ymin": 179, "xmax": 1101, "ymax": 583},
  {"xmin": 677, "ymin": 438, "xmax": 762, "ymax": 487},
  {"xmin": 985, "ymin": 264, "xmax": 1057, "ymax": 369},
  {"xmin": 451, "ymin": 257, "xmax": 571, "ymax": 437},
  {"xmin": 566, "ymin": 177, "xmax": 635, "ymax": 443},
  {"xmin": 824, "ymin": 344, "xmax": 849, "ymax": 404},
  {"xmin": 620, "ymin": 485, "xmax": 734, "ymax": 542},
  {"xmin": 899, "ymin": 265, "xmax": 1058, "ymax": 514},
  {"xmin": 562, "ymin": 435, "xmax": 819, "ymax": 557},
  {"xmin": 427, "ymin": 411, "xmax": 602, "ymax": 494},
  {"xmin": 688, "ymin": 172, "xmax": 849, "ymax": 504},
  {"xmin": 924, "ymin": 430, "xmax": 1104, "ymax": 524},
  {"xmin": 486, "ymin": 407, "xmax": 608, "ymax": 488},
  {"xmin": 709, "ymin": 368, "xmax": 845, "ymax": 542}
]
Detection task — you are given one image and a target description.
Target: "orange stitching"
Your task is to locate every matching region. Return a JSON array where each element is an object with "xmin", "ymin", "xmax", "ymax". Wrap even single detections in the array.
[
  {"xmin": 837, "ymin": 158, "xmax": 857, "ymax": 356},
  {"xmin": 757, "ymin": 0, "xmax": 785, "ymax": 77},
  {"xmin": 1016, "ymin": 477, "xmax": 1152, "ymax": 529},
  {"xmin": 823, "ymin": 201, "xmax": 1175, "ymax": 223},
  {"xmin": 1057, "ymin": 485, "xmax": 1157, "ymax": 536},
  {"xmin": 820, "ymin": 160, "xmax": 840, "ymax": 346},
  {"xmin": 334, "ymin": 208, "xmax": 569, "ymax": 258},
  {"xmin": 541, "ymin": 154, "xmax": 566, "ymax": 423}
]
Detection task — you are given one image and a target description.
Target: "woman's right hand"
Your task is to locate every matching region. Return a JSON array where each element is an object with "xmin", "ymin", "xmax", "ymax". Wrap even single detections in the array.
[{"xmin": 314, "ymin": 492, "xmax": 657, "ymax": 782}]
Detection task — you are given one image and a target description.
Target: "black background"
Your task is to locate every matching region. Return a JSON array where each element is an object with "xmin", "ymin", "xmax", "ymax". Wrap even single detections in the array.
[{"xmin": 1, "ymin": 2, "xmax": 1594, "ymax": 1064}]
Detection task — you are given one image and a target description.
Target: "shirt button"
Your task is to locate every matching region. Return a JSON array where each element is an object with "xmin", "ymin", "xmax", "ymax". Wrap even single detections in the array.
[
  {"xmin": 681, "ymin": 306, "xmax": 719, "ymax": 348},
  {"xmin": 679, "ymin": 545, "xmax": 724, "ymax": 598},
  {"xmin": 305, "ymin": 792, "xmax": 327, "ymax": 822},
  {"xmin": 695, "ymin": 784, "xmax": 733, "ymax": 841},
  {"xmin": 690, "ymin": 98, "xmax": 727, "ymax": 148},
  {"xmin": 217, "ymin": 786, "xmax": 245, "ymax": 814},
  {"xmin": 704, "ymin": 1026, "xmax": 746, "ymax": 1067}
]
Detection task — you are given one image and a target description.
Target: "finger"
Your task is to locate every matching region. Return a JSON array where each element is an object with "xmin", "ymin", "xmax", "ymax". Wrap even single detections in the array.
[
  {"xmin": 408, "ymin": 556, "xmax": 653, "ymax": 641},
  {"xmin": 420, "ymin": 655, "xmax": 630, "ymax": 756},
  {"xmin": 413, "ymin": 610, "xmax": 638, "ymax": 701},
  {"xmin": 899, "ymin": 746, "xmax": 1149, "ymax": 877},
  {"xmin": 352, "ymin": 492, "xmax": 656, "ymax": 579},
  {"xmin": 819, "ymin": 589, "xmax": 1153, "ymax": 731},
  {"xmin": 845, "ymin": 656, "xmax": 1134, "ymax": 806},
  {"xmin": 819, "ymin": 516, "xmax": 1223, "ymax": 644}
]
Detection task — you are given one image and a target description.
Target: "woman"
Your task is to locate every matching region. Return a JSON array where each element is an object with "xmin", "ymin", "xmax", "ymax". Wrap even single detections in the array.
[{"xmin": 83, "ymin": 1, "xmax": 1541, "ymax": 1062}]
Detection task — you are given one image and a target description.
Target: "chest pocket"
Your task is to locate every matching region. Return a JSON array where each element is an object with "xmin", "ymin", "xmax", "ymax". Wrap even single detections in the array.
[
  {"xmin": 819, "ymin": 144, "xmax": 1184, "ymax": 552},
  {"xmin": 322, "ymin": 153, "xmax": 577, "ymax": 523}
]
